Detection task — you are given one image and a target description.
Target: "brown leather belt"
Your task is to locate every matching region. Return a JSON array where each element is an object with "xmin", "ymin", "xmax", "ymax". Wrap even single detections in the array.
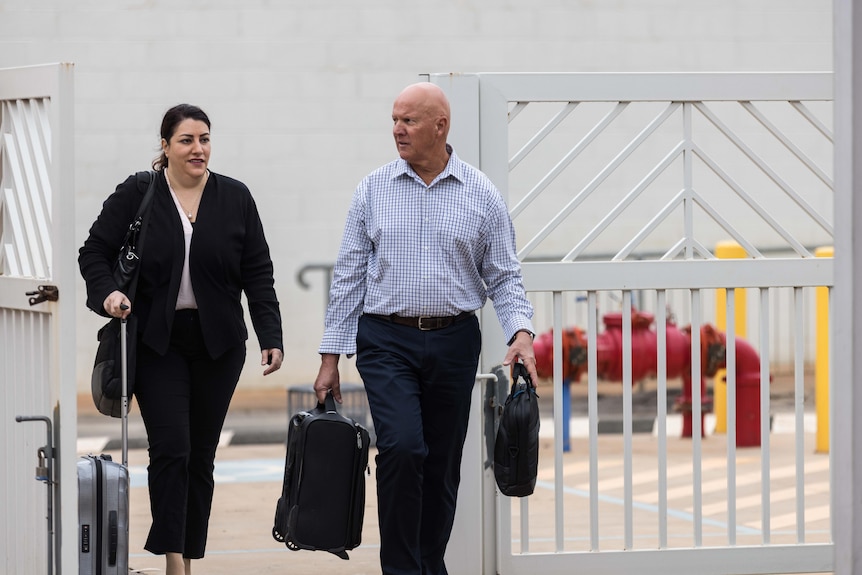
[{"xmin": 366, "ymin": 311, "xmax": 475, "ymax": 331}]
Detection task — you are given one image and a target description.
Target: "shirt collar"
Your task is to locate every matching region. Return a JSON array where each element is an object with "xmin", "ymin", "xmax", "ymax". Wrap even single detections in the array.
[{"xmin": 393, "ymin": 144, "xmax": 466, "ymax": 186}]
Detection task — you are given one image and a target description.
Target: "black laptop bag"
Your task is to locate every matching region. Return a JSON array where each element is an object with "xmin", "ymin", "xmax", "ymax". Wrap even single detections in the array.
[{"xmin": 494, "ymin": 362, "xmax": 540, "ymax": 497}]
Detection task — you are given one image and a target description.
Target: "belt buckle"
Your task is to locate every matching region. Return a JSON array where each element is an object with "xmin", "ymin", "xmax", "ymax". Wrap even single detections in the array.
[{"xmin": 418, "ymin": 317, "xmax": 441, "ymax": 331}]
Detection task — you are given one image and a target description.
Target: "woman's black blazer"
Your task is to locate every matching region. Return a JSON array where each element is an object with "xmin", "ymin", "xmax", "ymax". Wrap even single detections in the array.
[{"xmin": 79, "ymin": 170, "xmax": 283, "ymax": 359}]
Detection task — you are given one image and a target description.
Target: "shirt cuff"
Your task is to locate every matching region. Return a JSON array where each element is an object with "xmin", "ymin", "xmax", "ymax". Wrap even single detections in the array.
[{"xmin": 319, "ymin": 329, "xmax": 357, "ymax": 356}]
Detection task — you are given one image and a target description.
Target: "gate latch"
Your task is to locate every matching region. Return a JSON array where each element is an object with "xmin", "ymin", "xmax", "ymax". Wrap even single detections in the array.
[{"xmin": 26, "ymin": 285, "xmax": 59, "ymax": 306}]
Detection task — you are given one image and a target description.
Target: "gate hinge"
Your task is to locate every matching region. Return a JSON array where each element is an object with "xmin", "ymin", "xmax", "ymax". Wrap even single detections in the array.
[{"xmin": 26, "ymin": 285, "xmax": 59, "ymax": 306}]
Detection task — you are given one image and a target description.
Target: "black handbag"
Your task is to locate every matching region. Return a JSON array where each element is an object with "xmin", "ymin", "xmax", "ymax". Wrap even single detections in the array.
[
  {"xmin": 494, "ymin": 362, "xmax": 540, "ymax": 497},
  {"xmin": 112, "ymin": 171, "xmax": 157, "ymax": 292},
  {"xmin": 91, "ymin": 171, "xmax": 156, "ymax": 417},
  {"xmin": 91, "ymin": 315, "xmax": 138, "ymax": 417}
]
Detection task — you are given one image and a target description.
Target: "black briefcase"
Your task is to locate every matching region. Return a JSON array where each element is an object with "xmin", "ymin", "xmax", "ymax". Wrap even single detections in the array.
[
  {"xmin": 272, "ymin": 391, "xmax": 370, "ymax": 559},
  {"xmin": 494, "ymin": 362, "xmax": 540, "ymax": 497}
]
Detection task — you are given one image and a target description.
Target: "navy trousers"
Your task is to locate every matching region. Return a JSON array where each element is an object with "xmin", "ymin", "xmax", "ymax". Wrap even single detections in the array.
[
  {"xmin": 134, "ymin": 309, "xmax": 246, "ymax": 558},
  {"xmin": 356, "ymin": 313, "xmax": 482, "ymax": 575}
]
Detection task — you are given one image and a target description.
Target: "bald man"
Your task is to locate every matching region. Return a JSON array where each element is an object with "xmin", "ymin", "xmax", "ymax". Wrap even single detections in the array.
[{"xmin": 315, "ymin": 82, "xmax": 537, "ymax": 575}]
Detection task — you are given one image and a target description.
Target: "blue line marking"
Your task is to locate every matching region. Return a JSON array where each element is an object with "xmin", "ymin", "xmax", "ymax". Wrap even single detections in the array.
[{"xmin": 129, "ymin": 458, "xmax": 285, "ymax": 488}]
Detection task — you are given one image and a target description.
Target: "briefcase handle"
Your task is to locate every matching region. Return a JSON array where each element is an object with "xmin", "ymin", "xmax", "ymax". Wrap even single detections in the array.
[
  {"xmin": 315, "ymin": 390, "xmax": 340, "ymax": 414},
  {"xmin": 510, "ymin": 362, "xmax": 534, "ymax": 387}
]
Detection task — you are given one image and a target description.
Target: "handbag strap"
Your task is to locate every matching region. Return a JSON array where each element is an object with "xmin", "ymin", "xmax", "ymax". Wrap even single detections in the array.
[{"xmin": 125, "ymin": 170, "xmax": 157, "ymax": 303}]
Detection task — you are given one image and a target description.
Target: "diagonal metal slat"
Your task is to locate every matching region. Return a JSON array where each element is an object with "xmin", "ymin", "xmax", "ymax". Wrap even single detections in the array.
[
  {"xmin": 694, "ymin": 101, "xmax": 832, "ymax": 235},
  {"xmin": 615, "ymin": 188, "xmax": 687, "ymax": 261},
  {"xmin": 510, "ymin": 102, "xmax": 629, "ymax": 219},
  {"xmin": 692, "ymin": 143, "xmax": 811, "ymax": 257},
  {"xmin": 508, "ymin": 101, "xmax": 529, "ymax": 123},
  {"xmin": 741, "ymin": 101, "xmax": 832, "ymax": 188},
  {"xmin": 564, "ymin": 140, "xmax": 685, "ymax": 261},
  {"xmin": 518, "ymin": 102, "xmax": 680, "ymax": 258},
  {"xmin": 613, "ymin": 186, "xmax": 765, "ymax": 261},
  {"xmin": 2, "ymin": 184, "xmax": 32, "ymax": 277},
  {"xmin": 21, "ymin": 99, "xmax": 54, "ymax": 222},
  {"xmin": 509, "ymin": 101, "xmax": 579, "ymax": 170},
  {"xmin": 790, "ymin": 101, "xmax": 833, "ymax": 142},
  {"xmin": 1, "ymin": 98, "xmax": 52, "ymax": 279},
  {"xmin": 10, "ymin": 100, "xmax": 52, "ymax": 267},
  {"xmin": 689, "ymin": 188, "xmax": 765, "ymax": 257},
  {"xmin": 3, "ymin": 131, "xmax": 47, "ymax": 278}
]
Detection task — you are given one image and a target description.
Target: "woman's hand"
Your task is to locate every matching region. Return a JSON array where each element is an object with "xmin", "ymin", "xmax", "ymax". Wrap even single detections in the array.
[
  {"xmin": 103, "ymin": 291, "xmax": 132, "ymax": 318},
  {"xmin": 261, "ymin": 348, "xmax": 283, "ymax": 375}
]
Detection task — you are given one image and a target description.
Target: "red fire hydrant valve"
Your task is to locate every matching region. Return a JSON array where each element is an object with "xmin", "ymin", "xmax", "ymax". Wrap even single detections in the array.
[{"xmin": 532, "ymin": 310, "xmax": 769, "ymax": 443}]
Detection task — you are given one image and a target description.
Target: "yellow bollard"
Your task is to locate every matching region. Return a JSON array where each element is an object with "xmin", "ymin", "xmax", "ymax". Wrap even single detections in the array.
[
  {"xmin": 815, "ymin": 246, "xmax": 832, "ymax": 453},
  {"xmin": 714, "ymin": 241, "xmax": 747, "ymax": 434}
]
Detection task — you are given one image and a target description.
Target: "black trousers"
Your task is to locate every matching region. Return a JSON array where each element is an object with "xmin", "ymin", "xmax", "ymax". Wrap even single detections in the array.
[
  {"xmin": 134, "ymin": 309, "xmax": 246, "ymax": 558},
  {"xmin": 356, "ymin": 314, "xmax": 482, "ymax": 575}
]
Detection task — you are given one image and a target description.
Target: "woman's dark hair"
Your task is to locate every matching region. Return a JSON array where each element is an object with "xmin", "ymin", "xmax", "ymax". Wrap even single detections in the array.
[{"xmin": 152, "ymin": 104, "xmax": 211, "ymax": 171}]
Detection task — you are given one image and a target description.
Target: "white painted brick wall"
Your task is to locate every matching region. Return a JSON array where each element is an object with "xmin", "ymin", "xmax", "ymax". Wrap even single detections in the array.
[{"xmin": 0, "ymin": 0, "xmax": 832, "ymax": 391}]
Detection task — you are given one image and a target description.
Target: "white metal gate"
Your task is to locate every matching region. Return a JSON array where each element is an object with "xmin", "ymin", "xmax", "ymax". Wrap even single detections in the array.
[
  {"xmin": 433, "ymin": 73, "xmax": 834, "ymax": 575},
  {"xmin": 0, "ymin": 63, "xmax": 77, "ymax": 575}
]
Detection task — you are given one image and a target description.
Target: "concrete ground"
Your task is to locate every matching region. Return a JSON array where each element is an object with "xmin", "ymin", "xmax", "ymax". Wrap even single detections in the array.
[
  {"xmin": 121, "ymin": 442, "xmax": 381, "ymax": 575},
  {"xmin": 73, "ymin": 370, "xmax": 828, "ymax": 575},
  {"xmin": 112, "ymin": 432, "xmax": 829, "ymax": 575}
]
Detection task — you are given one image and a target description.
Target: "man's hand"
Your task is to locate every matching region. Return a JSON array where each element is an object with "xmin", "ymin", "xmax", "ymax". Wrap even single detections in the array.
[
  {"xmin": 261, "ymin": 348, "xmax": 283, "ymax": 375},
  {"xmin": 313, "ymin": 353, "xmax": 342, "ymax": 403},
  {"xmin": 503, "ymin": 331, "xmax": 538, "ymax": 385}
]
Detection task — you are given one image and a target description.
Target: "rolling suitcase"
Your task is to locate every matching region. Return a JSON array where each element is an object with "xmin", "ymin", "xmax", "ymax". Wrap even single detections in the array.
[
  {"xmin": 78, "ymin": 314, "xmax": 131, "ymax": 575},
  {"xmin": 272, "ymin": 391, "xmax": 370, "ymax": 560}
]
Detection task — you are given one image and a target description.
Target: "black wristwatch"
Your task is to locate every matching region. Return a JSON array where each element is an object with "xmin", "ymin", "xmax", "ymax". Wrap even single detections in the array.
[{"xmin": 507, "ymin": 329, "xmax": 535, "ymax": 346}]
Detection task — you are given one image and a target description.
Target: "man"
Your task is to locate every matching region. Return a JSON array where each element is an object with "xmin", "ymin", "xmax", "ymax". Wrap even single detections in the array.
[{"xmin": 314, "ymin": 82, "xmax": 537, "ymax": 575}]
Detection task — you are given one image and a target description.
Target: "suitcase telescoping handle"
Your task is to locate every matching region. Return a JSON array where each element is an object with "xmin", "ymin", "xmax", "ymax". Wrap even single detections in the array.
[{"xmin": 119, "ymin": 304, "xmax": 130, "ymax": 467}]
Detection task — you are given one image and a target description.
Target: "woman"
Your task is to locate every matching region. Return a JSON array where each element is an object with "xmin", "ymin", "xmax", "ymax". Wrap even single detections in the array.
[{"xmin": 79, "ymin": 103, "xmax": 284, "ymax": 575}]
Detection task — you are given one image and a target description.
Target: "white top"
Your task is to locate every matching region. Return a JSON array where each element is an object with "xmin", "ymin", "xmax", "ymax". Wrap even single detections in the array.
[{"xmin": 164, "ymin": 171, "xmax": 198, "ymax": 310}]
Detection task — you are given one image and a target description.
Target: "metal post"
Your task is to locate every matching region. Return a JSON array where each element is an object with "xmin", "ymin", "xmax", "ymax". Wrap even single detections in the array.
[
  {"xmin": 833, "ymin": 1, "xmax": 862, "ymax": 571},
  {"xmin": 714, "ymin": 241, "xmax": 748, "ymax": 434},
  {"xmin": 562, "ymin": 380, "xmax": 571, "ymax": 452},
  {"xmin": 814, "ymin": 245, "xmax": 832, "ymax": 454},
  {"xmin": 15, "ymin": 415, "xmax": 55, "ymax": 575}
]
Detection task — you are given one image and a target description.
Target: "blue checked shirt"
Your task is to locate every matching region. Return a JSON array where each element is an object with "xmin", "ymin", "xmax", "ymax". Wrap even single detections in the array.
[{"xmin": 319, "ymin": 148, "xmax": 534, "ymax": 355}]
